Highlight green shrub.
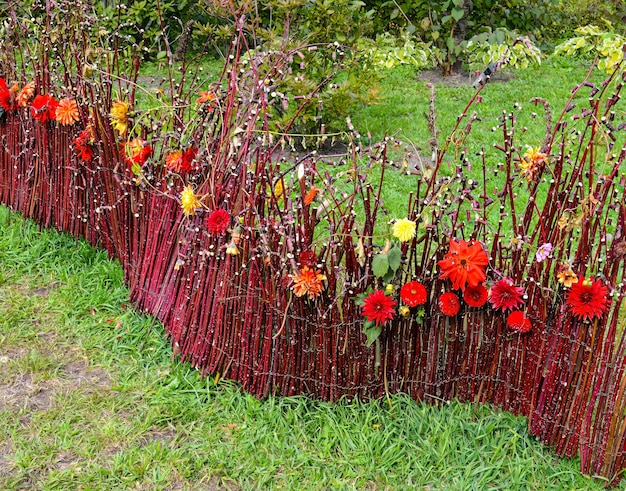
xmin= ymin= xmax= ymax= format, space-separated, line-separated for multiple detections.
xmin=553 ymin=23 xmax=625 ymax=73
xmin=464 ymin=27 xmax=542 ymax=72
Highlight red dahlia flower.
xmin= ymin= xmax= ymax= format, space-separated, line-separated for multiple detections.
xmin=438 ymin=238 xmax=489 ymax=291
xmin=206 ymin=209 xmax=230 ymax=235
xmin=72 ymin=126 xmax=95 ymax=162
xmin=31 ymin=94 xmax=58 ymax=123
xmin=463 ymin=283 xmax=488 ymax=307
xmin=362 ymin=290 xmax=397 ymax=326
xmin=123 ymin=137 xmax=152 ymax=167
xmin=565 ymin=276 xmax=609 ymax=321
xmin=438 ymin=292 xmax=461 ymax=316
xmin=400 ymin=281 xmax=427 ymax=307
xmin=166 ymin=147 xmax=197 ymax=173
xmin=489 ymin=278 xmax=524 ymax=311
xmin=507 ymin=311 xmax=532 ymax=333
xmin=0 ymin=78 xmax=18 ymax=113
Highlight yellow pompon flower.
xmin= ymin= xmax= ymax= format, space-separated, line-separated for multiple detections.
xmin=273 ymin=179 xmax=284 ymax=202
xmin=557 ymin=267 xmax=579 ymax=288
xmin=392 ymin=218 xmax=416 ymax=243
xmin=180 ymin=184 xmax=201 ymax=216
xmin=399 ymin=305 xmax=411 ymax=317
xmin=523 ymin=146 xmax=547 ymax=165
xmin=109 ymin=100 xmax=129 ymax=135
xmin=225 ymin=241 xmax=240 ymax=256
xmin=55 ymin=98 xmax=80 ymax=126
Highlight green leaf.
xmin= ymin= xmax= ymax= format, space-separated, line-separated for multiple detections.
xmin=131 ymin=163 xmax=142 ymax=176
xmin=451 ymin=7 xmax=464 ymax=21
xmin=390 ymin=8 xmax=399 ymax=20
xmin=372 ymin=254 xmax=389 ymax=278
xmin=388 ymin=246 xmax=402 ymax=272
xmin=156 ymin=50 xmax=167 ymax=60
xmin=363 ymin=322 xmax=381 ymax=347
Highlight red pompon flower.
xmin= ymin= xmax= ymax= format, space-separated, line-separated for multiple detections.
xmin=565 ymin=276 xmax=609 ymax=321
xmin=400 ymin=281 xmax=427 ymax=307
xmin=123 ymin=138 xmax=152 ymax=167
xmin=438 ymin=292 xmax=461 ymax=316
xmin=489 ymin=278 xmax=525 ymax=311
xmin=206 ymin=209 xmax=230 ymax=235
xmin=362 ymin=290 xmax=397 ymax=326
xmin=507 ymin=310 xmax=532 ymax=333
xmin=438 ymin=238 xmax=489 ymax=291
xmin=463 ymin=283 xmax=488 ymax=307
xmin=31 ymin=94 xmax=58 ymax=123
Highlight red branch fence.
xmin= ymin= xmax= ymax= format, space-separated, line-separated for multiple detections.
xmin=1 ymin=4 xmax=626 ymax=485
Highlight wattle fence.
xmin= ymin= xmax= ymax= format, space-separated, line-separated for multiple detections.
xmin=1 ymin=4 xmax=626 ymax=485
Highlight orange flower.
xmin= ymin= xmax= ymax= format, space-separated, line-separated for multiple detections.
xmin=290 ymin=266 xmax=327 ymax=299
xmin=166 ymin=147 xmax=196 ymax=173
xmin=519 ymin=147 xmax=548 ymax=183
xmin=196 ymin=90 xmax=217 ymax=106
xmin=16 ymin=81 xmax=35 ymax=107
xmin=304 ymin=186 xmax=319 ymax=205
xmin=557 ymin=266 xmax=578 ymax=288
xmin=437 ymin=238 xmax=489 ymax=291
xmin=55 ymin=97 xmax=80 ymax=126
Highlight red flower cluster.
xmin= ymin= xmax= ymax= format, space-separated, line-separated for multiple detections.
xmin=206 ymin=209 xmax=230 ymax=235
xmin=438 ymin=292 xmax=461 ymax=316
xmin=489 ymin=278 xmax=525 ymax=311
xmin=362 ymin=290 xmax=397 ymax=326
xmin=165 ymin=147 xmax=197 ymax=174
xmin=438 ymin=238 xmax=489 ymax=291
xmin=72 ymin=127 xmax=95 ymax=163
xmin=565 ymin=276 xmax=609 ymax=321
xmin=507 ymin=311 xmax=532 ymax=333
xmin=400 ymin=281 xmax=427 ymax=307
xmin=31 ymin=94 xmax=58 ymax=123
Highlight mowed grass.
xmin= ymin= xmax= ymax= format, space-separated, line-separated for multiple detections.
xmin=0 ymin=205 xmax=621 ymax=490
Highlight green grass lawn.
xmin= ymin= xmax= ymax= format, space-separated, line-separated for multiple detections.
xmin=1 ymin=205 xmax=622 ymax=490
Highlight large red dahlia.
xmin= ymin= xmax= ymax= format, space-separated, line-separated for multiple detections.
xmin=565 ymin=276 xmax=609 ymax=321
xmin=489 ymin=278 xmax=525 ymax=311
xmin=362 ymin=290 xmax=397 ymax=326
xmin=438 ymin=238 xmax=489 ymax=291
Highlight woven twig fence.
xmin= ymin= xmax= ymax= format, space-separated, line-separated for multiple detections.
xmin=1 ymin=2 xmax=626 ymax=485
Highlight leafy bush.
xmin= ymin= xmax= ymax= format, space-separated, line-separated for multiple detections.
xmin=553 ymin=24 xmax=625 ymax=72
xmin=464 ymin=27 xmax=542 ymax=72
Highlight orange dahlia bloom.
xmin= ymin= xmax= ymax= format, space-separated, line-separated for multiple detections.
xmin=290 ymin=266 xmax=327 ymax=299
xmin=55 ymin=98 xmax=80 ymax=126
xmin=16 ymin=81 xmax=35 ymax=107
xmin=438 ymin=238 xmax=489 ymax=291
